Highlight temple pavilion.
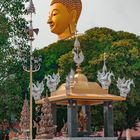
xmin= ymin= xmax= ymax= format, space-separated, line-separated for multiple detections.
xmin=36 ymin=37 xmax=126 ymax=138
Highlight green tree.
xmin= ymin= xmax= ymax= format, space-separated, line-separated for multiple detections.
xmin=0 ymin=76 xmax=23 ymax=121
xmin=0 ymin=0 xmax=28 ymax=122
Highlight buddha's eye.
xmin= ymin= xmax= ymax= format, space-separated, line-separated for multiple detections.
xmin=51 ymin=10 xmax=58 ymax=16
xmin=52 ymin=12 xmax=58 ymax=16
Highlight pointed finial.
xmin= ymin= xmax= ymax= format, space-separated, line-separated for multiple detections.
xmin=104 ymin=53 xmax=106 ymax=61
xmin=26 ymin=0 xmax=36 ymax=14
xmin=72 ymin=37 xmax=84 ymax=70
xmin=74 ymin=37 xmax=80 ymax=49
xmin=103 ymin=53 xmax=107 ymax=72
xmin=74 ymin=25 xmax=79 ymax=48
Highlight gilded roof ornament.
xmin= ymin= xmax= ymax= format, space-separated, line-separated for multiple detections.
xmin=117 ymin=77 xmax=135 ymax=97
xmin=45 ymin=73 xmax=60 ymax=93
xmin=97 ymin=53 xmax=114 ymax=89
xmin=32 ymin=81 xmax=44 ymax=101
xmin=72 ymin=37 xmax=84 ymax=70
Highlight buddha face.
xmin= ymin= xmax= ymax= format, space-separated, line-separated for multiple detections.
xmin=47 ymin=3 xmax=74 ymax=39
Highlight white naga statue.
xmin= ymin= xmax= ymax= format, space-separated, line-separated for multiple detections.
xmin=45 ymin=73 xmax=60 ymax=93
xmin=32 ymin=81 xmax=44 ymax=101
xmin=117 ymin=77 xmax=135 ymax=97
xmin=97 ymin=54 xmax=114 ymax=89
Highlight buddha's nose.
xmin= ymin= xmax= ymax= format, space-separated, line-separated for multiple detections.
xmin=47 ymin=16 xmax=52 ymax=24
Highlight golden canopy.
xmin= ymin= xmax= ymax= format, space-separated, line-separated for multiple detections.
xmin=36 ymin=71 xmax=125 ymax=105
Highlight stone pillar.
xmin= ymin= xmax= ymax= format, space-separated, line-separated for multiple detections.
xmin=85 ymin=105 xmax=91 ymax=133
xmin=67 ymin=100 xmax=78 ymax=137
xmin=104 ymin=101 xmax=114 ymax=137
xmin=51 ymin=103 xmax=57 ymax=125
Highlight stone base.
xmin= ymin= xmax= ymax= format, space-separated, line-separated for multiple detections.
xmin=52 ymin=137 xmax=118 ymax=140
xmin=77 ymin=131 xmax=91 ymax=137
xmin=18 ymin=138 xmax=29 ymax=140
xmin=36 ymin=134 xmax=53 ymax=139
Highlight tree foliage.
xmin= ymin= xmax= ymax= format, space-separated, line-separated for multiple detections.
xmin=0 ymin=77 xmax=23 ymax=121
xmin=0 ymin=0 xmax=28 ymax=122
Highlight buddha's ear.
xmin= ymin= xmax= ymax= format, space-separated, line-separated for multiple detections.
xmin=71 ymin=10 xmax=77 ymax=23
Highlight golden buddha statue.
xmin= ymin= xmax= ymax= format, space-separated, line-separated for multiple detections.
xmin=47 ymin=0 xmax=82 ymax=40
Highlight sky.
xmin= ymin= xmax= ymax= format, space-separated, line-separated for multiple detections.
xmin=29 ymin=0 xmax=140 ymax=49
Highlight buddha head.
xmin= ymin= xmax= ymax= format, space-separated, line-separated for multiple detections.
xmin=47 ymin=0 xmax=82 ymax=40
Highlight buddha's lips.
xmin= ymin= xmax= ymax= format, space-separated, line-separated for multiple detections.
xmin=49 ymin=24 xmax=54 ymax=29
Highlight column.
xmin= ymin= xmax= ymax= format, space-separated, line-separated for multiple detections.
xmin=67 ymin=99 xmax=78 ymax=137
xmin=104 ymin=101 xmax=114 ymax=137
xmin=51 ymin=103 xmax=57 ymax=125
xmin=85 ymin=105 xmax=91 ymax=133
